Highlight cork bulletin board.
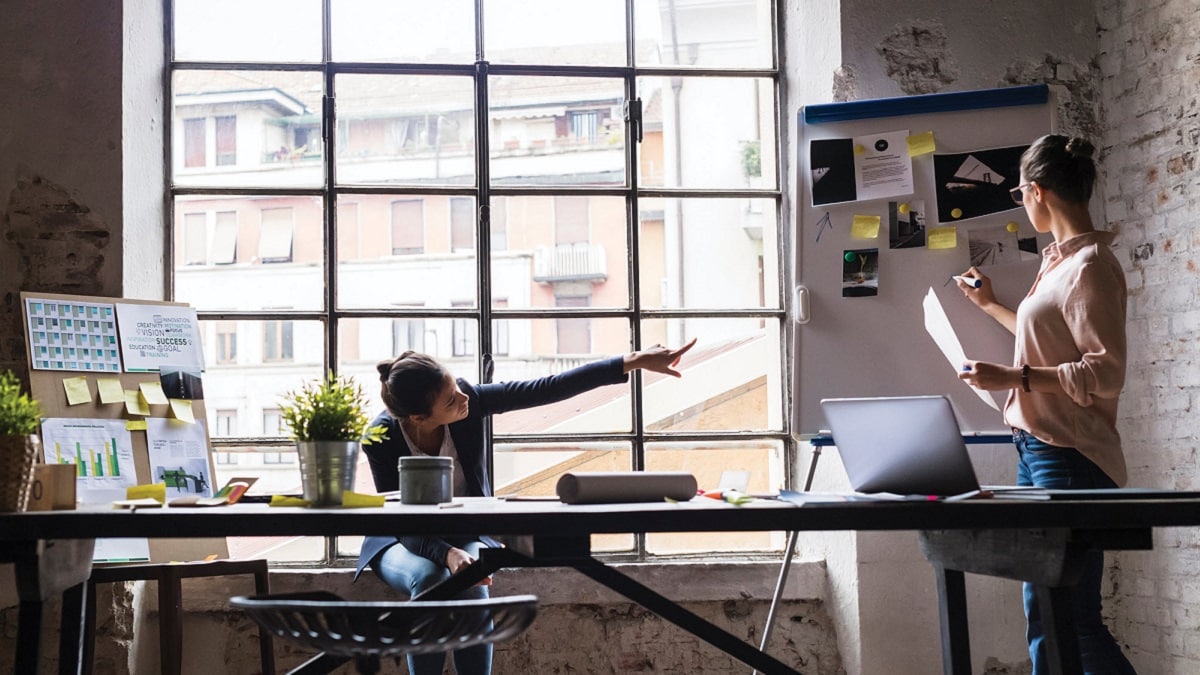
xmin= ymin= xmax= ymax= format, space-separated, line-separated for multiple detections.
xmin=21 ymin=291 xmax=228 ymax=563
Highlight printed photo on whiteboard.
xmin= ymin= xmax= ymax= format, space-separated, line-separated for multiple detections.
xmin=159 ymin=366 xmax=204 ymax=400
xmin=854 ymin=131 xmax=914 ymax=202
xmin=967 ymin=225 xmax=1043 ymax=267
xmin=842 ymin=248 xmax=879 ymax=298
xmin=889 ymin=199 xmax=926 ymax=249
xmin=810 ymin=138 xmax=857 ymax=205
xmin=115 ymin=303 xmax=206 ymax=372
xmin=933 ymin=144 xmax=1029 ymax=222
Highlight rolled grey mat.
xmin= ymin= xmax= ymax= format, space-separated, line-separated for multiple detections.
xmin=555 ymin=471 xmax=698 ymax=504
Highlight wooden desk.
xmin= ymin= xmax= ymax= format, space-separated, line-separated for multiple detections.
xmin=4 ymin=497 xmax=1199 ymax=675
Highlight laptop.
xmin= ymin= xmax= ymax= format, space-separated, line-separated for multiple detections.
xmin=820 ymin=395 xmax=980 ymax=497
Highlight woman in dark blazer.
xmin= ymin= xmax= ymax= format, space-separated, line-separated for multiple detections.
xmin=356 ymin=340 xmax=694 ymax=675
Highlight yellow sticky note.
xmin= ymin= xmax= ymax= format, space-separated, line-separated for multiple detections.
xmin=850 ymin=215 xmax=881 ymax=239
xmin=927 ymin=226 xmax=958 ymax=250
xmin=269 ymin=495 xmax=312 ymax=507
xmin=907 ymin=131 xmax=936 ymax=156
xmin=125 ymin=419 xmax=148 ymax=431
xmin=97 ymin=377 xmax=124 ymax=404
xmin=139 ymin=381 xmax=169 ymax=406
xmin=124 ymin=389 xmax=151 ymax=416
xmin=126 ymin=483 xmax=167 ymax=503
xmin=342 ymin=491 xmax=386 ymax=508
xmin=169 ymin=398 xmax=196 ymax=424
xmin=63 ymin=376 xmax=92 ymax=406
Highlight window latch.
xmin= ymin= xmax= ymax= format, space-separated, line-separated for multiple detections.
xmin=624 ymin=98 xmax=643 ymax=144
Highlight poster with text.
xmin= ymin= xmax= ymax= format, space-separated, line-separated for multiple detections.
xmin=115 ymin=303 xmax=205 ymax=372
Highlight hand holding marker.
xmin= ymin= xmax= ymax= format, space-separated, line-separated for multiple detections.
xmin=953 ymin=275 xmax=982 ymax=289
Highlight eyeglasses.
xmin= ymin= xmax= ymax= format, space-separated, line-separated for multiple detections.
xmin=1009 ymin=182 xmax=1032 ymax=204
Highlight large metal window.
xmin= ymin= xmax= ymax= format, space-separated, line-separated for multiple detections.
xmin=168 ymin=0 xmax=790 ymax=564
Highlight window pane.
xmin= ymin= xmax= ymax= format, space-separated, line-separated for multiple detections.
xmin=174 ymin=0 xmax=322 ymax=63
xmin=633 ymin=0 xmax=774 ymax=69
xmin=451 ymin=197 xmax=475 ymax=252
xmin=212 ymin=211 xmax=239 ymax=264
xmin=183 ymin=212 xmax=207 ymax=265
xmin=638 ymin=76 xmax=777 ymax=190
xmin=489 ymin=76 xmax=625 ymax=187
xmin=640 ymin=317 xmax=782 ymax=432
xmin=172 ymin=70 xmax=324 ymax=188
xmin=174 ymin=196 xmax=324 ymax=312
xmin=645 ymin=440 xmax=786 ymax=554
xmin=490 ymin=317 xmax=631 ymax=434
xmin=338 ymin=317 xmax=479 ymax=389
xmin=336 ymin=195 xmax=478 ymax=310
xmin=494 ymin=195 xmax=628 ymax=309
xmin=334 ymin=74 xmax=476 ymax=187
xmin=331 ymin=0 xmax=475 ymax=63
xmin=483 ymin=0 xmax=626 ymax=66
xmin=640 ymin=197 xmax=779 ymax=309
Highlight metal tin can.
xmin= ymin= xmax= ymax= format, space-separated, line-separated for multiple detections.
xmin=399 ymin=455 xmax=453 ymax=504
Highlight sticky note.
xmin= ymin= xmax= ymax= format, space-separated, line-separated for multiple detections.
xmin=63 ymin=376 xmax=92 ymax=406
xmin=139 ymin=381 xmax=169 ymax=406
xmin=270 ymin=495 xmax=312 ymax=507
xmin=342 ymin=491 xmax=386 ymax=508
xmin=124 ymin=389 xmax=151 ymax=416
xmin=927 ymin=226 xmax=958 ymax=250
xmin=907 ymin=131 xmax=936 ymax=156
xmin=851 ymin=215 xmax=881 ymax=239
xmin=126 ymin=482 xmax=167 ymax=503
xmin=125 ymin=419 xmax=148 ymax=431
xmin=97 ymin=377 xmax=124 ymax=404
xmin=169 ymin=398 xmax=196 ymax=424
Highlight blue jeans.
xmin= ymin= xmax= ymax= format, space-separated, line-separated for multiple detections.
xmin=1014 ymin=430 xmax=1137 ymax=675
xmin=373 ymin=538 xmax=492 ymax=675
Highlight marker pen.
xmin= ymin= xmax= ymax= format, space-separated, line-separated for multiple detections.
xmin=952 ymin=275 xmax=982 ymax=289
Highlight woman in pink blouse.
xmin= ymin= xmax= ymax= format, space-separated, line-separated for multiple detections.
xmin=956 ymin=135 xmax=1136 ymax=674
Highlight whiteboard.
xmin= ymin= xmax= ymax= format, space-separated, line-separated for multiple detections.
xmin=792 ymin=85 xmax=1054 ymax=435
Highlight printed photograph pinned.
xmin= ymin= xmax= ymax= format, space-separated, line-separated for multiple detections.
xmin=889 ymin=199 xmax=926 ymax=249
xmin=933 ymin=144 xmax=1028 ymax=222
xmin=810 ymin=138 xmax=857 ymax=205
xmin=967 ymin=224 xmax=1042 ymax=267
xmin=842 ymin=249 xmax=879 ymax=298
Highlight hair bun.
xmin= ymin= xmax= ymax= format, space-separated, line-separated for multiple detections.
xmin=1064 ymin=137 xmax=1095 ymax=159
xmin=376 ymin=360 xmax=392 ymax=382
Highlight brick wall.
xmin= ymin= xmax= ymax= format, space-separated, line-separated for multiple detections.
xmin=1097 ymin=0 xmax=1200 ymax=672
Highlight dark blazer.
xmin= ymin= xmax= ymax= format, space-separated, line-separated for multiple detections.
xmin=355 ymin=356 xmax=628 ymax=579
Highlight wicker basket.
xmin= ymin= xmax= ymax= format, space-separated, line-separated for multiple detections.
xmin=0 ymin=434 xmax=40 ymax=512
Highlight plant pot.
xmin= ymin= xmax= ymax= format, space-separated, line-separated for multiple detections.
xmin=0 ymin=434 xmax=41 ymax=513
xmin=296 ymin=441 xmax=360 ymax=507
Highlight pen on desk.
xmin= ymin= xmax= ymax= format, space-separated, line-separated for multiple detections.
xmin=438 ymin=501 xmax=463 ymax=509
xmin=952 ymin=275 xmax=982 ymax=288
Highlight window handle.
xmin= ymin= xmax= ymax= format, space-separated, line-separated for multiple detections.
xmin=624 ymin=98 xmax=643 ymax=144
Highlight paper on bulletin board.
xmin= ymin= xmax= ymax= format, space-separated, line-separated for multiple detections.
xmin=145 ymin=418 xmax=214 ymax=499
xmin=115 ymin=303 xmax=206 ymax=372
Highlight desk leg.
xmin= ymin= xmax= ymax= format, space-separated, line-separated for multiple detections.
xmin=932 ymin=565 xmax=971 ymax=675
xmin=58 ymin=581 xmax=87 ymax=675
xmin=14 ymin=593 xmax=44 ymax=674
xmin=1035 ymin=584 xmax=1083 ymax=675
xmin=571 ymin=558 xmax=801 ymax=675
xmin=11 ymin=539 xmax=95 ymax=675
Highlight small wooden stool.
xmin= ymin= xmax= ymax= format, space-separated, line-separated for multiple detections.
xmin=82 ymin=559 xmax=274 ymax=675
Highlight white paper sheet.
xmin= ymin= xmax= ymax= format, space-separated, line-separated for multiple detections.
xmin=922 ymin=288 xmax=1001 ymax=411
xmin=145 ymin=418 xmax=214 ymax=498
xmin=855 ymin=130 xmax=915 ymax=202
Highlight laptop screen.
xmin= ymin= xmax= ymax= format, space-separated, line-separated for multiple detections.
xmin=820 ymin=395 xmax=981 ymax=496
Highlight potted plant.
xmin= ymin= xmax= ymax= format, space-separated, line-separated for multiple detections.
xmin=0 ymin=369 xmax=43 ymax=512
xmin=280 ymin=372 xmax=386 ymax=506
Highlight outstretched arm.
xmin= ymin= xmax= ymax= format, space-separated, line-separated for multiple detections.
xmin=623 ymin=338 xmax=697 ymax=378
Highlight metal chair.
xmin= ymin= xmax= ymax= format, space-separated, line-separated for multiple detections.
xmin=230 ymin=591 xmax=538 ymax=675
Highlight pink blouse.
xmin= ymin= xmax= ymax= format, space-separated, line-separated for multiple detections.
xmin=1004 ymin=230 xmax=1128 ymax=485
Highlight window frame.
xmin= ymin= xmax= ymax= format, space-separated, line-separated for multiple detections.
xmin=165 ymin=0 xmax=793 ymax=565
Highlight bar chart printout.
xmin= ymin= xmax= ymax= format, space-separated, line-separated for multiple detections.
xmin=40 ymin=418 xmax=138 ymax=503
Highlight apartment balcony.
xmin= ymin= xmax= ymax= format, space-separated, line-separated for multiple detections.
xmin=532 ymin=243 xmax=607 ymax=283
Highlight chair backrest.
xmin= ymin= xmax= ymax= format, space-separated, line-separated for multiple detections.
xmin=229 ymin=591 xmax=538 ymax=659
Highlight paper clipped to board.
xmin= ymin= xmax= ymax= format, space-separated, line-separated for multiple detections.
xmin=922 ymin=288 xmax=1000 ymax=411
